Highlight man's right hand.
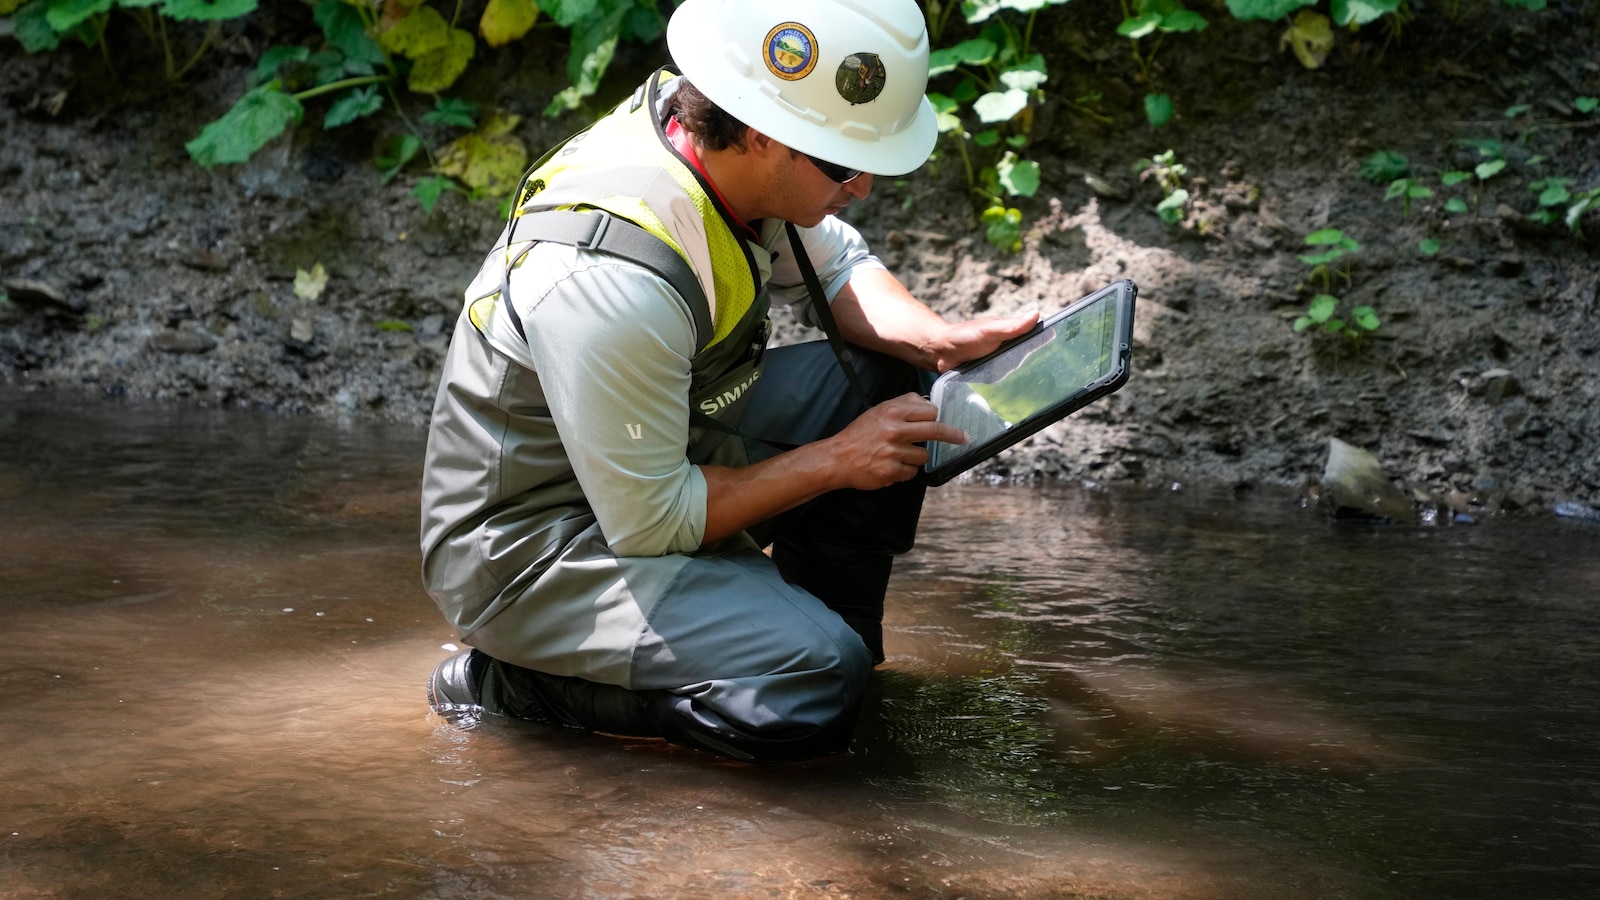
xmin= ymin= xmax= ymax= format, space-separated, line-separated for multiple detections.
xmin=698 ymin=393 xmax=965 ymax=546
xmin=824 ymin=393 xmax=966 ymax=491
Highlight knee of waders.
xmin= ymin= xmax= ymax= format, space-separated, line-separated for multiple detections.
xmin=656 ymin=642 xmax=871 ymax=762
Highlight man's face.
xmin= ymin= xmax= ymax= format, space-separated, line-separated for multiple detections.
xmin=776 ymin=149 xmax=875 ymax=227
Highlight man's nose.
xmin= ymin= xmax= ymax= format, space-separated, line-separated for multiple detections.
xmin=844 ymin=173 xmax=874 ymax=199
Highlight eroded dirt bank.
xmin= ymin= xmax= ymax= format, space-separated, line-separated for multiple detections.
xmin=2 ymin=3 xmax=1597 ymax=516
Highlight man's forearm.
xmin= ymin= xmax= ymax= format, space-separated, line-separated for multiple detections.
xmin=827 ymin=268 xmax=950 ymax=371
xmin=698 ymin=442 xmax=846 ymax=545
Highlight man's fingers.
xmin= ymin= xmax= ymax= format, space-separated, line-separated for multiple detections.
xmin=900 ymin=418 xmax=965 ymax=446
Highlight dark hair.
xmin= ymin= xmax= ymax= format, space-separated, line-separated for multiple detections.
xmin=671 ymin=79 xmax=751 ymax=152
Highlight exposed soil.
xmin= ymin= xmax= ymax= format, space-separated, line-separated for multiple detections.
xmin=3 ymin=3 xmax=1598 ymax=516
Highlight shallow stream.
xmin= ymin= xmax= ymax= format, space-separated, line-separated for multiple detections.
xmin=2 ymin=387 xmax=1596 ymax=899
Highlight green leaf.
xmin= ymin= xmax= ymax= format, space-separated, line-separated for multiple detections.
xmin=972 ymin=129 xmax=1000 ymax=147
xmin=998 ymin=55 xmax=1047 ymax=92
xmin=1155 ymin=188 xmax=1187 ymax=224
xmin=543 ymin=85 xmax=583 ymax=117
xmin=1457 ymin=137 xmax=1504 ymax=158
xmin=1144 ymin=92 xmax=1173 ymax=128
xmin=479 ymin=0 xmax=539 ymax=47
xmin=376 ymin=134 xmax=422 ymax=185
xmin=324 ymin=85 xmax=383 ymax=129
xmin=1535 ymin=181 xmax=1571 ymax=207
xmin=1331 ymin=0 xmax=1399 ymax=26
xmin=412 ymin=174 xmax=458 ymax=215
xmin=1351 ymin=306 xmax=1380 ymax=331
xmin=981 ymin=205 xmax=1023 ymax=253
xmin=1576 ymin=97 xmax=1599 ymax=114
xmin=1566 ymin=192 xmax=1600 ymax=231
xmin=928 ymin=93 xmax=963 ymax=133
xmin=408 ymin=27 xmax=476 ymax=94
xmin=996 ymin=153 xmax=1040 ymax=198
xmin=538 ymin=0 xmax=599 ymax=29
xmin=15 ymin=1 xmax=65 ymax=53
xmin=293 ymin=263 xmax=328 ymax=300
xmin=1419 ymin=238 xmax=1440 ymax=256
xmin=1304 ymin=227 xmax=1346 ymax=245
xmin=380 ymin=4 xmax=451 ymax=58
xmin=313 ymin=0 xmax=384 ymax=65
xmin=1359 ymin=150 xmax=1409 ymax=183
xmin=1475 ymin=158 xmax=1507 ymax=180
xmin=423 ymin=97 xmax=477 ymax=129
xmin=186 ymin=83 xmax=303 ymax=167
xmin=973 ymin=89 xmax=1028 ymax=124
xmin=249 ymin=44 xmax=311 ymax=88
xmin=621 ymin=4 xmax=666 ymax=43
xmin=1445 ymin=197 xmax=1469 ymax=214
xmin=1225 ymin=0 xmax=1317 ymax=22
xmin=45 ymin=0 xmax=111 ymax=33
xmin=1406 ymin=183 xmax=1433 ymax=200
xmin=1503 ymin=103 xmax=1532 ymax=118
xmin=1307 ymin=294 xmax=1338 ymax=322
xmin=1118 ymin=13 xmax=1161 ymax=39
xmin=1292 ymin=316 xmax=1313 ymax=332
xmin=1440 ymin=170 xmax=1473 ymax=186
xmin=1299 ymin=249 xmax=1344 ymax=266
xmin=1384 ymin=179 xmax=1410 ymax=200
xmin=1162 ymin=10 xmax=1209 ymax=32
xmin=929 ymin=38 xmax=997 ymax=76
xmin=375 ymin=319 xmax=415 ymax=332
xmin=566 ymin=6 xmax=625 ymax=95
xmin=161 ymin=0 xmax=256 ymax=22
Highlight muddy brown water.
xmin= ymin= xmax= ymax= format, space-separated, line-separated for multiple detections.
xmin=2 ymin=387 xmax=1597 ymax=899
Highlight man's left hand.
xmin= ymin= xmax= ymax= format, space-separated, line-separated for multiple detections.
xmin=923 ymin=312 xmax=1039 ymax=373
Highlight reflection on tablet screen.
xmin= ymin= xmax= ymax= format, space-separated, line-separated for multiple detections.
xmin=931 ymin=290 xmax=1121 ymax=470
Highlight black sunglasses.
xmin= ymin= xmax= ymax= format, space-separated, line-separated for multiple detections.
xmin=802 ymin=152 xmax=865 ymax=184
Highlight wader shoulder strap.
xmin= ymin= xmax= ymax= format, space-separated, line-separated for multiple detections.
xmin=784 ymin=222 xmax=873 ymax=409
xmin=494 ymin=209 xmax=714 ymax=355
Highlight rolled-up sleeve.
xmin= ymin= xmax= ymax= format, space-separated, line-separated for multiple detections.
xmin=514 ymin=247 xmax=707 ymax=557
xmin=764 ymin=215 xmax=886 ymax=327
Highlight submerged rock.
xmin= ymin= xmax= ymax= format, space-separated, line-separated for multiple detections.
xmin=1553 ymin=501 xmax=1600 ymax=523
xmin=1320 ymin=437 xmax=1414 ymax=521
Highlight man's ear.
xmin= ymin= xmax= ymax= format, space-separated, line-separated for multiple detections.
xmin=743 ymin=129 xmax=782 ymax=161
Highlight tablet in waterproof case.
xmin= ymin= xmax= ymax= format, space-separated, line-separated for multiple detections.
xmin=924 ymin=279 xmax=1137 ymax=485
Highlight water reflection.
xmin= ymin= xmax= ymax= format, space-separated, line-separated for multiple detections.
xmin=2 ymin=387 xmax=1596 ymax=899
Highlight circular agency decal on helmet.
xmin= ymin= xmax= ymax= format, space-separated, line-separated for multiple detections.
xmin=835 ymin=52 xmax=887 ymax=105
xmin=763 ymin=23 xmax=818 ymax=81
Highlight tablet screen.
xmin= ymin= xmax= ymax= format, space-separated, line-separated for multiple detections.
xmin=927 ymin=281 xmax=1132 ymax=480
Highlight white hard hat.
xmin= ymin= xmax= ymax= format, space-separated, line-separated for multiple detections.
xmin=666 ymin=0 xmax=939 ymax=177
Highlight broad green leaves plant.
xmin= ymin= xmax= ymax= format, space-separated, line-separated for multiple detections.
xmin=926 ymin=0 xmax=1064 ymax=251
xmin=9 ymin=0 xmax=259 ymax=77
xmin=1384 ymin=177 xmax=1433 ymax=218
xmin=538 ymin=0 xmax=668 ymax=118
xmin=1135 ymin=149 xmax=1190 ymax=225
xmin=1117 ymin=0 xmax=1207 ymax=125
xmin=1292 ymin=227 xmax=1376 ymax=344
xmin=185 ymin=81 xmax=303 ymax=166
xmin=1294 ymin=292 xmax=1380 ymax=343
xmin=1359 ymin=150 xmax=1409 ymax=184
xmin=1299 ymin=227 xmax=1358 ymax=292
